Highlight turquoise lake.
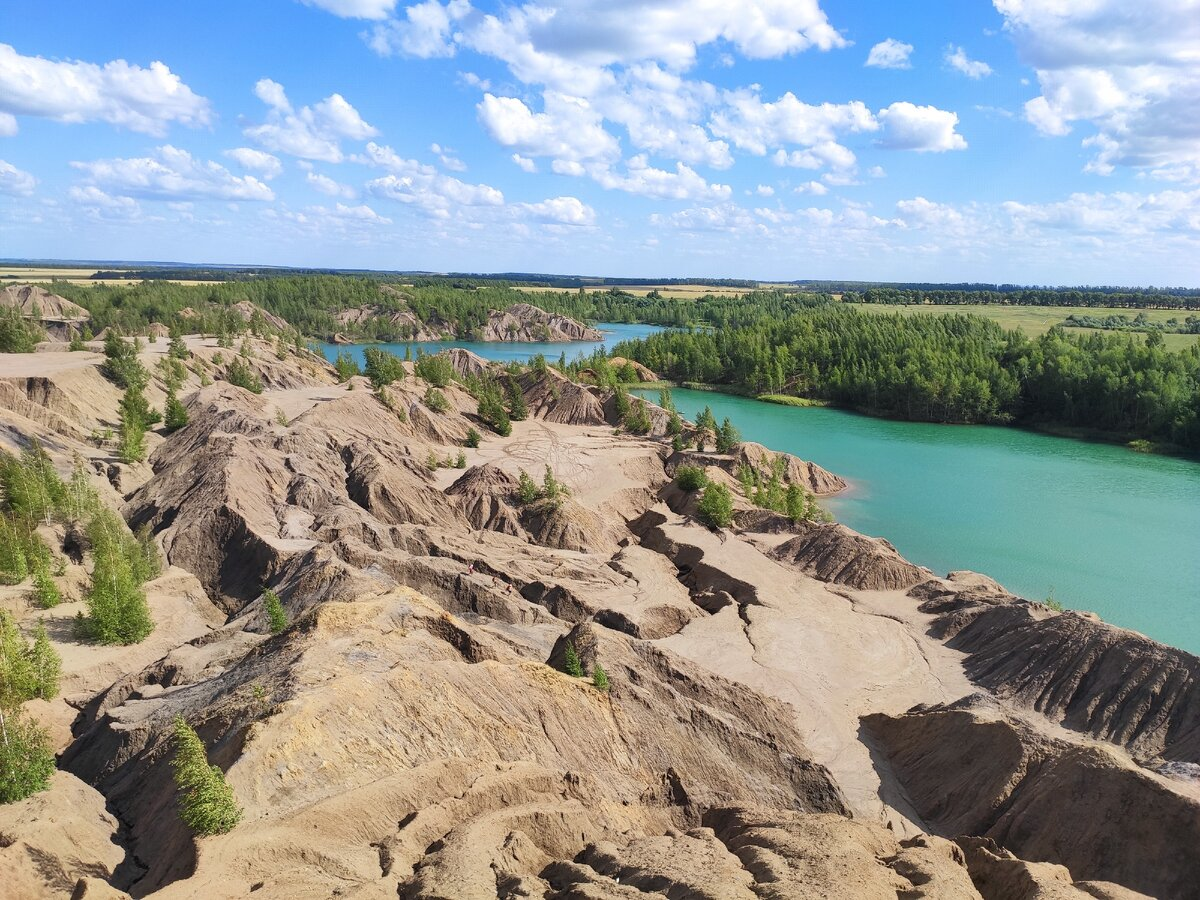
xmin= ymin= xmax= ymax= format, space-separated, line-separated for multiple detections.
xmin=319 ymin=331 xmax=1200 ymax=654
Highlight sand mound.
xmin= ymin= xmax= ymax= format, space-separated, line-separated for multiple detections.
xmin=0 ymin=284 xmax=90 ymax=320
xmin=671 ymin=443 xmax=846 ymax=496
xmin=518 ymin=368 xmax=608 ymax=425
xmin=770 ymin=522 xmax=930 ymax=589
xmin=863 ymin=695 xmax=1200 ymax=899
xmin=917 ymin=579 xmax=1200 ymax=766
xmin=481 ymin=302 xmax=602 ymax=342
xmin=609 ymin=355 xmax=659 ymax=382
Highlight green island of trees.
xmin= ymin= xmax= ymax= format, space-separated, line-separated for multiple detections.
xmin=613 ymin=306 xmax=1200 ymax=453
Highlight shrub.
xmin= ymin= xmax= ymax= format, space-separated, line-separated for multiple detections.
xmin=670 ymin=434 xmax=685 ymax=453
xmin=715 ymin=417 xmax=741 ymax=453
xmin=516 ymin=469 xmax=541 ymax=504
xmin=102 ymin=332 xmax=147 ymax=389
xmin=171 ymin=716 xmax=243 ymax=835
xmin=542 ymin=466 xmax=567 ymax=507
xmin=168 ymin=332 xmax=190 ymax=360
xmin=164 ymin=389 xmax=189 ymax=431
xmin=363 ymin=347 xmax=404 ymax=388
xmin=424 ymin=387 xmax=450 ymax=413
xmin=68 ymin=334 xmax=86 ymax=352
xmin=674 ymin=465 xmax=708 ymax=492
xmin=414 ymin=352 xmax=454 ymax=388
xmin=264 ymin=589 xmax=287 ymax=635
xmin=333 ymin=351 xmax=360 ymax=383
xmin=0 ymin=711 xmax=55 ymax=803
xmin=30 ymin=568 xmax=60 ymax=608
xmin=697 ymin=482 xmax=734 ymax=529
xmin=613 ymin=386 xmax=630 ymax=423
xmin=1 ymin=610 xmax=61 ymax=704
xmin=625 ymin=400 xmax=651 ymax=434
xmin=225 ymin=358 xmax=263 ymax=394
xmin=562 ymin=641 xmax=584 ymax=678
xmin=592 ymin=662 xmax=609 ymax=692
xmin=75 ymin=510 xmax=154 ymax=645
xmin=454 ymin=451 xmax=467 ymax=469
xmin=0 ymin=308 xmax=41 ymax=353
xmin=505 ymin=379 xmax=528 ymax=421
xmin=464 ymin=427 xmax=481 ymax=448
xmin=477 ymin=378 xmax=512 ymax=436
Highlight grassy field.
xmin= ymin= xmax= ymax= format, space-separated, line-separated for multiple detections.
xmin=850 ymin=302 xmax=1200 ymax=350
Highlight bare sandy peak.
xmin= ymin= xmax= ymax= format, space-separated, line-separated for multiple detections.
xmin=0 ymin=283 xmax=90 ymax=321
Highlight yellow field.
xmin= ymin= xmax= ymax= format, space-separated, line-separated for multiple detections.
xmin=0 ymin=267 xmax=225 ymax=287
xmin=521 ymin=283 xmax=758 ymax=299
xmin=851 ymin=302 xmax=1199 ymax=349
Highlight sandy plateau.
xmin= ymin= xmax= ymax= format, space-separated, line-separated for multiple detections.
xmin=0 ymin=331 xmax=1197 ymax=899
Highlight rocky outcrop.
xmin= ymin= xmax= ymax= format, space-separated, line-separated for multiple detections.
xmin=446 ymin=347 xmax=492 ymax=379
xmin=609 ymin=355 xmax=660 ymax=382
xmin=518 ymin=367 xmax=608 ymax=425
xmin=542 ymin=806 xmax=984 ymax=899
xmin=863 ymin=695 xmax=1200 ymax=900
xmin=480 ymin=302 xmax=603 ymax=342
xmin=230 ymin=299 xmax=291 ymax=332
xmin=0 ymin=284 xmax=90 ymax=321
xmin=914 ymin=576 xmax=1200 ymax=767
xmin=333 ymin=298 xmax=601 ymax=343
xmin=671 ymin=442 xmax=847 ymax=496
xmin=770 ymin=522 xmax=930 ymax=590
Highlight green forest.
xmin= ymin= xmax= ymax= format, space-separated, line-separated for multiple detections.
xmin=612 ymin=306 xmax=1200 ymax=453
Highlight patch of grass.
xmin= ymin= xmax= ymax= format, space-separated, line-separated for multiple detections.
xmin=756 ymin=394 xmax=828 ymax=408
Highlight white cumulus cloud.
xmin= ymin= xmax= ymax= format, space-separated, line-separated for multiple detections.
xmin=944 ymin=45 xmax=993 ymax=79
xmin=307 ymin=171 xmax=357 ymax=198
xmin=995 ymin=0 xmax=1200 ymax=182
xmin=0 ymin=159 xmax=36 ymax=195
xmin=299 ymin=0 xmax=397 ymax=19
xmin=477 ymin=92 xmax=619 ymax=162
xmin=244 ymin=79 xmax=377 ymax=162
xmin=877 ymin=102 xmax=967 ymax=152
xmin=516 ymin=196 xmax=596 ymax=226
xmin=71 ymin=145 xmax=275 ymax=201
xmin=866 ymin=39 xmax=913 ymax=70
xmin=0 ymin=43 xmax=211 ymax=136
xmin=224 ymin=148 xmax=283 ymax=180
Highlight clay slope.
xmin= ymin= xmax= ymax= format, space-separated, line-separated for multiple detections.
xmin=1 ymin=283 xmax=90 ymax=320
xmin=60 ymin=593 xmax=846 ymax=898
xmin=518 ymin=367 xmax=608 ymax=425
xmin=481 ymin=302 xmax=603 ymax=342
xmin=863 ymin=694 xmax=1200 ymax=900
xmin=770 ymin=522 xmax=931 ymax=590
xmin=914 ymin=576 xmax=1200 ymax=768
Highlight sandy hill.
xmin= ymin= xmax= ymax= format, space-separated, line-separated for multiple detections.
xmin=1 ymin=284 xmax=90 ymax=320
xmin=0 ymin=341 xmax=1193 ymax=899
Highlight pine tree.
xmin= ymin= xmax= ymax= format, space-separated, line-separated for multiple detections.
xmin=24 ymin=623 xmax=60 ymax=701
xmin=715 ymin=417 xmax=742 ymax=453
xmin=76 ymin=510 xmax=154 ymax=645
xmin=506 ymin=379 xmax=529 ymax=421
xmin=164 ymin=389 xmax=189 ymax=431
xmin=516 ymin=469 xmax=541 ymax=504
xmin=0 ymin=710 xmax=55 ymax=803
xmin=264 ymin=589 xmax=288 ymax=635
xmin=171 ymin=716 xmax=243 ymax=835
xmin=697 ymin=482 xmax=734 ymax=529
xmin=592 ymin=662 xmax=609 ymax=692
xmin=562 ymin=641 xmax=584 ymax=678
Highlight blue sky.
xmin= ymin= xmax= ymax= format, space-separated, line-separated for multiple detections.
xmin=1 ymin=0 xmax=1197 ymax=285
